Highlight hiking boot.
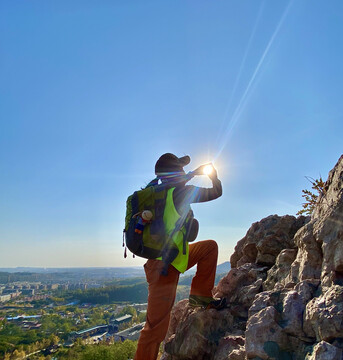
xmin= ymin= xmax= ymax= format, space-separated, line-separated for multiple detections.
xmin=189 ymin=295 xmax=227 ymax=310
xmin=206 ymin=297 xmax=227 ymax=310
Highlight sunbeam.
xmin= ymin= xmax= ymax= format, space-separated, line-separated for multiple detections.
xmin=216 ymin=1 xmax=265 ymax=142
xmin=215 ymin=0 xmax=294 ymax=161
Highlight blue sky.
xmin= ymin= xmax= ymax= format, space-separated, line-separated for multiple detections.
xmin=1 ymin=1 xmax=342 ymax=268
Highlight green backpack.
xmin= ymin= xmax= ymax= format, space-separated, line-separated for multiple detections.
xmin=123 ymin=182 xmax=198 ymax=273
xmin=123 ymin=183 xmax=169 ymax=260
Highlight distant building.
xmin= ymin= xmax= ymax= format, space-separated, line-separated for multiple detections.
xmin=0 ymin=294 xmax=11 ymax=303
xmin=22 ymin=289 xmax=35 ymax=296
xmin=114 ymin=322 xmax=145 ymax=342
xmin=112 ymin=314 xmax=132 ymax=326
xmin=21 ymin=321 xmax=42 ymax=330
xmin=50 ymin=284 xmax=59 ymax=290
xmin=3 ymin=289 xmax=20 ymax=296
xmin=10 ymin=291 xmax=21 ymax=299
xmin=7 ymin=315 xmax=42 ymax=321
xmin=132 ymin=303 xmax=148 ymax=311
xmin=72 ymin=325 xmax=110 ymax=339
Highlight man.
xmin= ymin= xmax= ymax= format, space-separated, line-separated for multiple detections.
xmin=134 ymin=153 xmax=223 ymax=360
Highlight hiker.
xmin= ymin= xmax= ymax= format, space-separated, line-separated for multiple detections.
xmin=134 ymin=153 xmax=223 ymax=360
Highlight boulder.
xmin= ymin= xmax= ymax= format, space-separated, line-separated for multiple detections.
xmin=164 ymin=306 xmax=234 ymax=360
xmin=245 ymin=306 xmax=290 ymax=359
xmin=213 ymin=335 xmax=245 ymax=360
xmin=305 ymin=341 xmax=343 ymax=360
xmin=230 ymin=215 xmax=307 ymax=268
xmin=264 ymin=248 xmax=298 ymax=290
xmin=286 ymin=222 xmax=323 ymax=284
xmin=303 ymin=285 xmax=343 ymax=341
xmin=214 ymin=263 xmax=267 ymax=309
xmin=248 ymin=290 xmax=281 ymax=318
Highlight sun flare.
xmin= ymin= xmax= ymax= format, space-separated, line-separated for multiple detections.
xmin=203 ymin=164 xmax=213 ymax=175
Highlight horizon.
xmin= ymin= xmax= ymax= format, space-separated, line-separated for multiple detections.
xmin=0 ymin=261 xmax=230 ymax=271
xmin=1 ymin=1 xmax=343 ymax=267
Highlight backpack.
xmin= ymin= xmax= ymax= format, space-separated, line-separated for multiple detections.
xmin=123 ymin=182 xmax=198 ymax=273
xmin=123 ymin=183 xmax=169 ymax=260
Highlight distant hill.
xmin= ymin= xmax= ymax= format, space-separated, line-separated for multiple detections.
xmin=216 ymin=261 xmax=231 ymax=274
xmin=181 ymin=261 xmax=231 ymax=276
xmin=178 ymin=262 xmax=231 ymax=286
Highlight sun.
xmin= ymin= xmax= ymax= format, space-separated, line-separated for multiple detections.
xmin=203 ymin=164 xmax=213 ymax=175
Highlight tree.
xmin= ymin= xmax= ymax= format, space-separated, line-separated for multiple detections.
xmin=117 ymin=306 xmax=137 ymax=318
xmin=10 ymin=349 xmax=25 ymax=359
xmin=49 ymin=334 xmax=60 ymax=346
xmin=297 ymin=176 xmax=325 ymax=216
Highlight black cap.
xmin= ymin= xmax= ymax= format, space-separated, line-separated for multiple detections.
xmin=155 ymin=153 xmax=191 ymax=175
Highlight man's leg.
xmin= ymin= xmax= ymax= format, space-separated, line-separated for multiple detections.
xmin=134 ymin=259 xmax=180 ymax=360
xmin=187 ymin=240 xmax=218 ymax=297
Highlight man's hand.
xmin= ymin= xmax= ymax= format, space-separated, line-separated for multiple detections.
xmin=191 ymin=164 xmax=218 ymax=180
xmin=208 ymin=166 xmax=218 ymax=181
xmin=192 ymin=164 xmax=208 ymax=176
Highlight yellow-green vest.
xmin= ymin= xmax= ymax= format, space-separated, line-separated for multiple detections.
xmin=161 ymin=187 xmax=189 ymax=273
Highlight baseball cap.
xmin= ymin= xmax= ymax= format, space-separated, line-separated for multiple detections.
xmin=155 ymin=153 xmax=191 ymax=175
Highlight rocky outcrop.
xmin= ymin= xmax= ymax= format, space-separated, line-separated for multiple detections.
xmin=161 ymin=155 xmax=343 ymax=360
xmin=230 ymin=214 xmax=307 ymax=268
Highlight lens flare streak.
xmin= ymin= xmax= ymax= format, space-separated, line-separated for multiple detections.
xmin=215 ymin=0 xmax=294 ymax=160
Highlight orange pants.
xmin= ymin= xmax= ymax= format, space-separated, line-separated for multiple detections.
xmin=134 ymin=240 xmax=218 ymax=360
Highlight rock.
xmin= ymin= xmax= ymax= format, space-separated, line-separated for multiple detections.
xmin=213 ymin=335 xmax=245 ymax=360
xmin=245 ymin=306 xmax=290 ymax=359
xmin=214 ymin=263 xmax=267 ymax=309
xmin=294 ymin=280 xmax=321 ymax=304
xmin=287 ymin=222 xmax=323 ymax=284
xmin=264 ymin=248 xmax=298 ymax=290
xmin=248 ymin=290 xmax=281 ymax=318
xmin=287 ymin=156 xmax=343 ymax=290
xmin=159 ymin=352 xmax=171 ymax=360
xmin=312 ymin=156 xmax=343 ymax=287
xmin=230 ymin=215 xmax=307 ymax=268
xmin=247 ymin=283 xmax=319 ymax=357
xmin=305 ymin=341 xmax=343 ymax=360
xmin=229 ymin=238 xmax=256 ymax=269
xmin=281 ymin=290 xmax=305 ymax=337
xmin=313 ymin=155 xmax=343 ymax=289
xmin=303 ymin=285 xmax=343 ymax=341
xmin=312 ymin=155 xmax=343 ymax=220
xmin=164 ymin=299 xmax=190 ymax=344
xmin=164 ymin=304 xmax=234 ymax=360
